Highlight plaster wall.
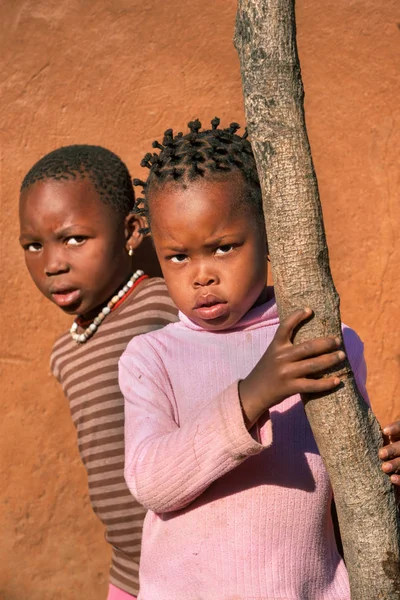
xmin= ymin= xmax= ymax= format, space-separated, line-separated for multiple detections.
xmin=1 ymin=1 xmax=399 ymax=597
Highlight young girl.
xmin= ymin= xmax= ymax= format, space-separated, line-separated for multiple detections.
xmin=19 ymin=145 xmax=178 ymax=599
xmin=119 ymin=120 xmax=398 ymax=599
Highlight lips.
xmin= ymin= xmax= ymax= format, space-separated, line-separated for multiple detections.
xmin=193 ymin=294 xmax=229 ymax=320
xmin=50 ymin=286 xmax=81 ymax=308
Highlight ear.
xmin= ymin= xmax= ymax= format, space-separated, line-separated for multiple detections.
xmin=124 ymin=213 xmax=147 ymax=252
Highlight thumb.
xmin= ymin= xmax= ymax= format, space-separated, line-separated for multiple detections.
xmin=274 ymin=307 xmax=313 ymax=344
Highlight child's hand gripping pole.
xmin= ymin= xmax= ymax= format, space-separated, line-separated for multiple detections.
xmin=379 ymin=421 xmax=400 ymax=492
xmin=239 ymin=308 xmax=346 ymax=430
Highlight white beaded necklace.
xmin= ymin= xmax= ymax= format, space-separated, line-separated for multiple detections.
xmin=70 ymin=270 xmax=144 ymax=344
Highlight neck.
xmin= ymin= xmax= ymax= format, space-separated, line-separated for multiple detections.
xmin=79 ymin=269 xmax=137 ymax=322
xmin=251 ymin=285 xmax=270 ymax=310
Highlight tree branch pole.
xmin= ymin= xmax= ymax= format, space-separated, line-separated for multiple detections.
xmin=234 ymin=1 xmax=400 ymax=597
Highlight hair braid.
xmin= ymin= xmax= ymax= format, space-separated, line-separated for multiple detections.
xmin=134 ymin=118 xmax=263 ymax=231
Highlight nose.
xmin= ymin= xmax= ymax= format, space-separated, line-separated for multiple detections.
xmin=44 ymin=247 xmax=69 ymax=276
xmin=193 ymin=263 xmax=219 ymax=288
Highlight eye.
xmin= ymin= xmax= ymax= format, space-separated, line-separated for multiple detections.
xmin=169 ymin=254 xmax=188 ymax=264
xmin=66 ymin=236 xmax=87 ymax=247
xmin=215 ymin=244 xmax=235 ymax=255
xmin=24 ymin=242 xmax=42 ymax=253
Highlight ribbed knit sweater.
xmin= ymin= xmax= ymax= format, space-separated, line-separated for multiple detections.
xmin=119 ymin=294 xmax=369 ymax=600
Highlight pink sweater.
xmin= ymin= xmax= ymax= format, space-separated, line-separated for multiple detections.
xmin=119 ymin=295 xmax=369 ymax=600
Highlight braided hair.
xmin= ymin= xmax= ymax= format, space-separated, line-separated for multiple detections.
xmin=134 ymin=118 xmax=263 ymax=233
xmin=21 ymin=145 xmax=135 ymax=216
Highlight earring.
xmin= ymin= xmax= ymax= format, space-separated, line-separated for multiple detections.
xmin=128 ymin=247 xmax=134 ymax=257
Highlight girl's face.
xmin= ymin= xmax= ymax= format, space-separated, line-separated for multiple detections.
xmin=19 ymin=177 xmax=143 ymax=319
xmin=149 ymin=177 xmax=268 ymax=331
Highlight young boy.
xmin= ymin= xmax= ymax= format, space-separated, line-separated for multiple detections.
xmin=18 ymin=145 xmax=178 ymax=599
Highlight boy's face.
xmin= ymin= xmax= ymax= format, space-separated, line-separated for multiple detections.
xmin=149 ymin=177 xmax=268 ymax=331
xmin=19 ymin=177 xmax=133 ymax=318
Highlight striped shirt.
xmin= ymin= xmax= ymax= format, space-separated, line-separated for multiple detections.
xmin=50 ymin=277 xmax=178 ymax=596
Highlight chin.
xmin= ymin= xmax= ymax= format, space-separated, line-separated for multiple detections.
xmin=52 ymin=300 xmax=82 ymax=315
xmin=197 ymin=315 xmax=237 ymax=332
xmin=60 ymin=306 xmax=81 ymax=315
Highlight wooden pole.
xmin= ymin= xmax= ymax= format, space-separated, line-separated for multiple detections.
xmin=234 ymin=1 xmax=400 ymax=597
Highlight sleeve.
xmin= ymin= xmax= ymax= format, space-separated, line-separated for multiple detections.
xmin=50 ymin=348 xmax=61 ymax=383
xmin=119 ymin=337 xmax=272 ymax=514
xmin=342 ymin=325 xmax=371 ymax=407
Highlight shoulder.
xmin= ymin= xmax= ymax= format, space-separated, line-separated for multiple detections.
xmin=120 ymin=314 xmax=185 ymax=383
xmin=125 ymin=277 xmax=177 ymax=320
xmin=119 ymin=321 xmax=179 ymax=393
xmin=50 ymin=330 xmax=73 ymax=380
xmin=135 ymin=277 xmax=175 ymax=306
xmin=122 ymin=316 xmax=180 ymax=359
xmin=341 ymin=323 xmax=370 ymax=405
xmin=341 ymin=324 xmax=369 ymax=400
xmin=115 ymin=276 xmax=178 ymax=336
xmin=342 ymin=323 xmax=365 ymax=369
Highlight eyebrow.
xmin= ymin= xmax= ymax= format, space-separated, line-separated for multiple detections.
xmin=203 ymin=236 xmax=232 ymax=248
xmin=53 ymin=226 xmax=93 ymax=238
xmin=19 ymin=230 xmax=39 ymax=243
xmin=162 ymin=245 xmax=188 ymax=253
xmin=19 ymin=225 xmax=94 ymax=243
xmin=161 ymin=235 xmax=235 ymax=253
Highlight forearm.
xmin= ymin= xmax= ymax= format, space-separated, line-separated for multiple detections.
xmin=124 ymin=382 xmax=271 ymax=513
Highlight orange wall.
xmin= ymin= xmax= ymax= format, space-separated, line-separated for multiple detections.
xmin=1 ymin=1 xmax=399 ymax=597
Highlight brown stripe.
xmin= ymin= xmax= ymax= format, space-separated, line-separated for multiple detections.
xmin=72 ymin=404 xmax=124 ymax=422
xmin=94 ymin=500 xmax=139 ymax=515
xmin=75 ymin=418 xmax=125 ymax=438
xmin=87 ymin=460 xmax=125 ymax=476
xmin=109 ymin=570 xmax=139 ymax=595
xmin=62 ymin=348 xmax=128 ymax=377
xmin=61 ymin=356 xmax=122 ymax=386
xmin=59 ymin=343 xmax=127 ymax=379
xmin=51 ymin=332 xmax=70 ymax=355
xmin=81 ymin=444 xmax=124 ymax=464
xmin=88 ymin=469 xmax=128 ymax=485
xmin=106 ymin=521 xmax=144 ymax=533
xmin=90 ymin=487 xmax=133 ymax=502
xmin=112 ymin=550 xmax=142 ymax=569
xmin=79 ymin=432 xmax=124 ymax=453
xmin=70 ymin=390 xmax=120 ymax=414
xmin=82 ymin=452 xmax=124 ymax=470
xmin=107 ymin=535 xmax=142 ymax=549
xmin=101 ymin=512 xmax=145 ymax=527
xmin=113 ymin=549 xmax=141 ymax=563
xmin=51 ymin=340 xmax=90 ymax=369
xmin=111 ymin=561 xmax=140 ymax=579
xmin=106 ymin=525 xmax=144 ymax=538
xmin=88 ymin=475 xmax=126 ymax=489
xmin=66 ymin=364 xmax=116 ymax=392
xmin=68 ymin=385 xmax=120 ymax=408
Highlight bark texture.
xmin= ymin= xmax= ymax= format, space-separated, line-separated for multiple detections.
xmin=234 ymin=1 xmax=400 ymax=597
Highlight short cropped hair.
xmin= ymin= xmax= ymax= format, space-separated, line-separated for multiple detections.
xmin=21 ymin=144 xmax=135 ymax=216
